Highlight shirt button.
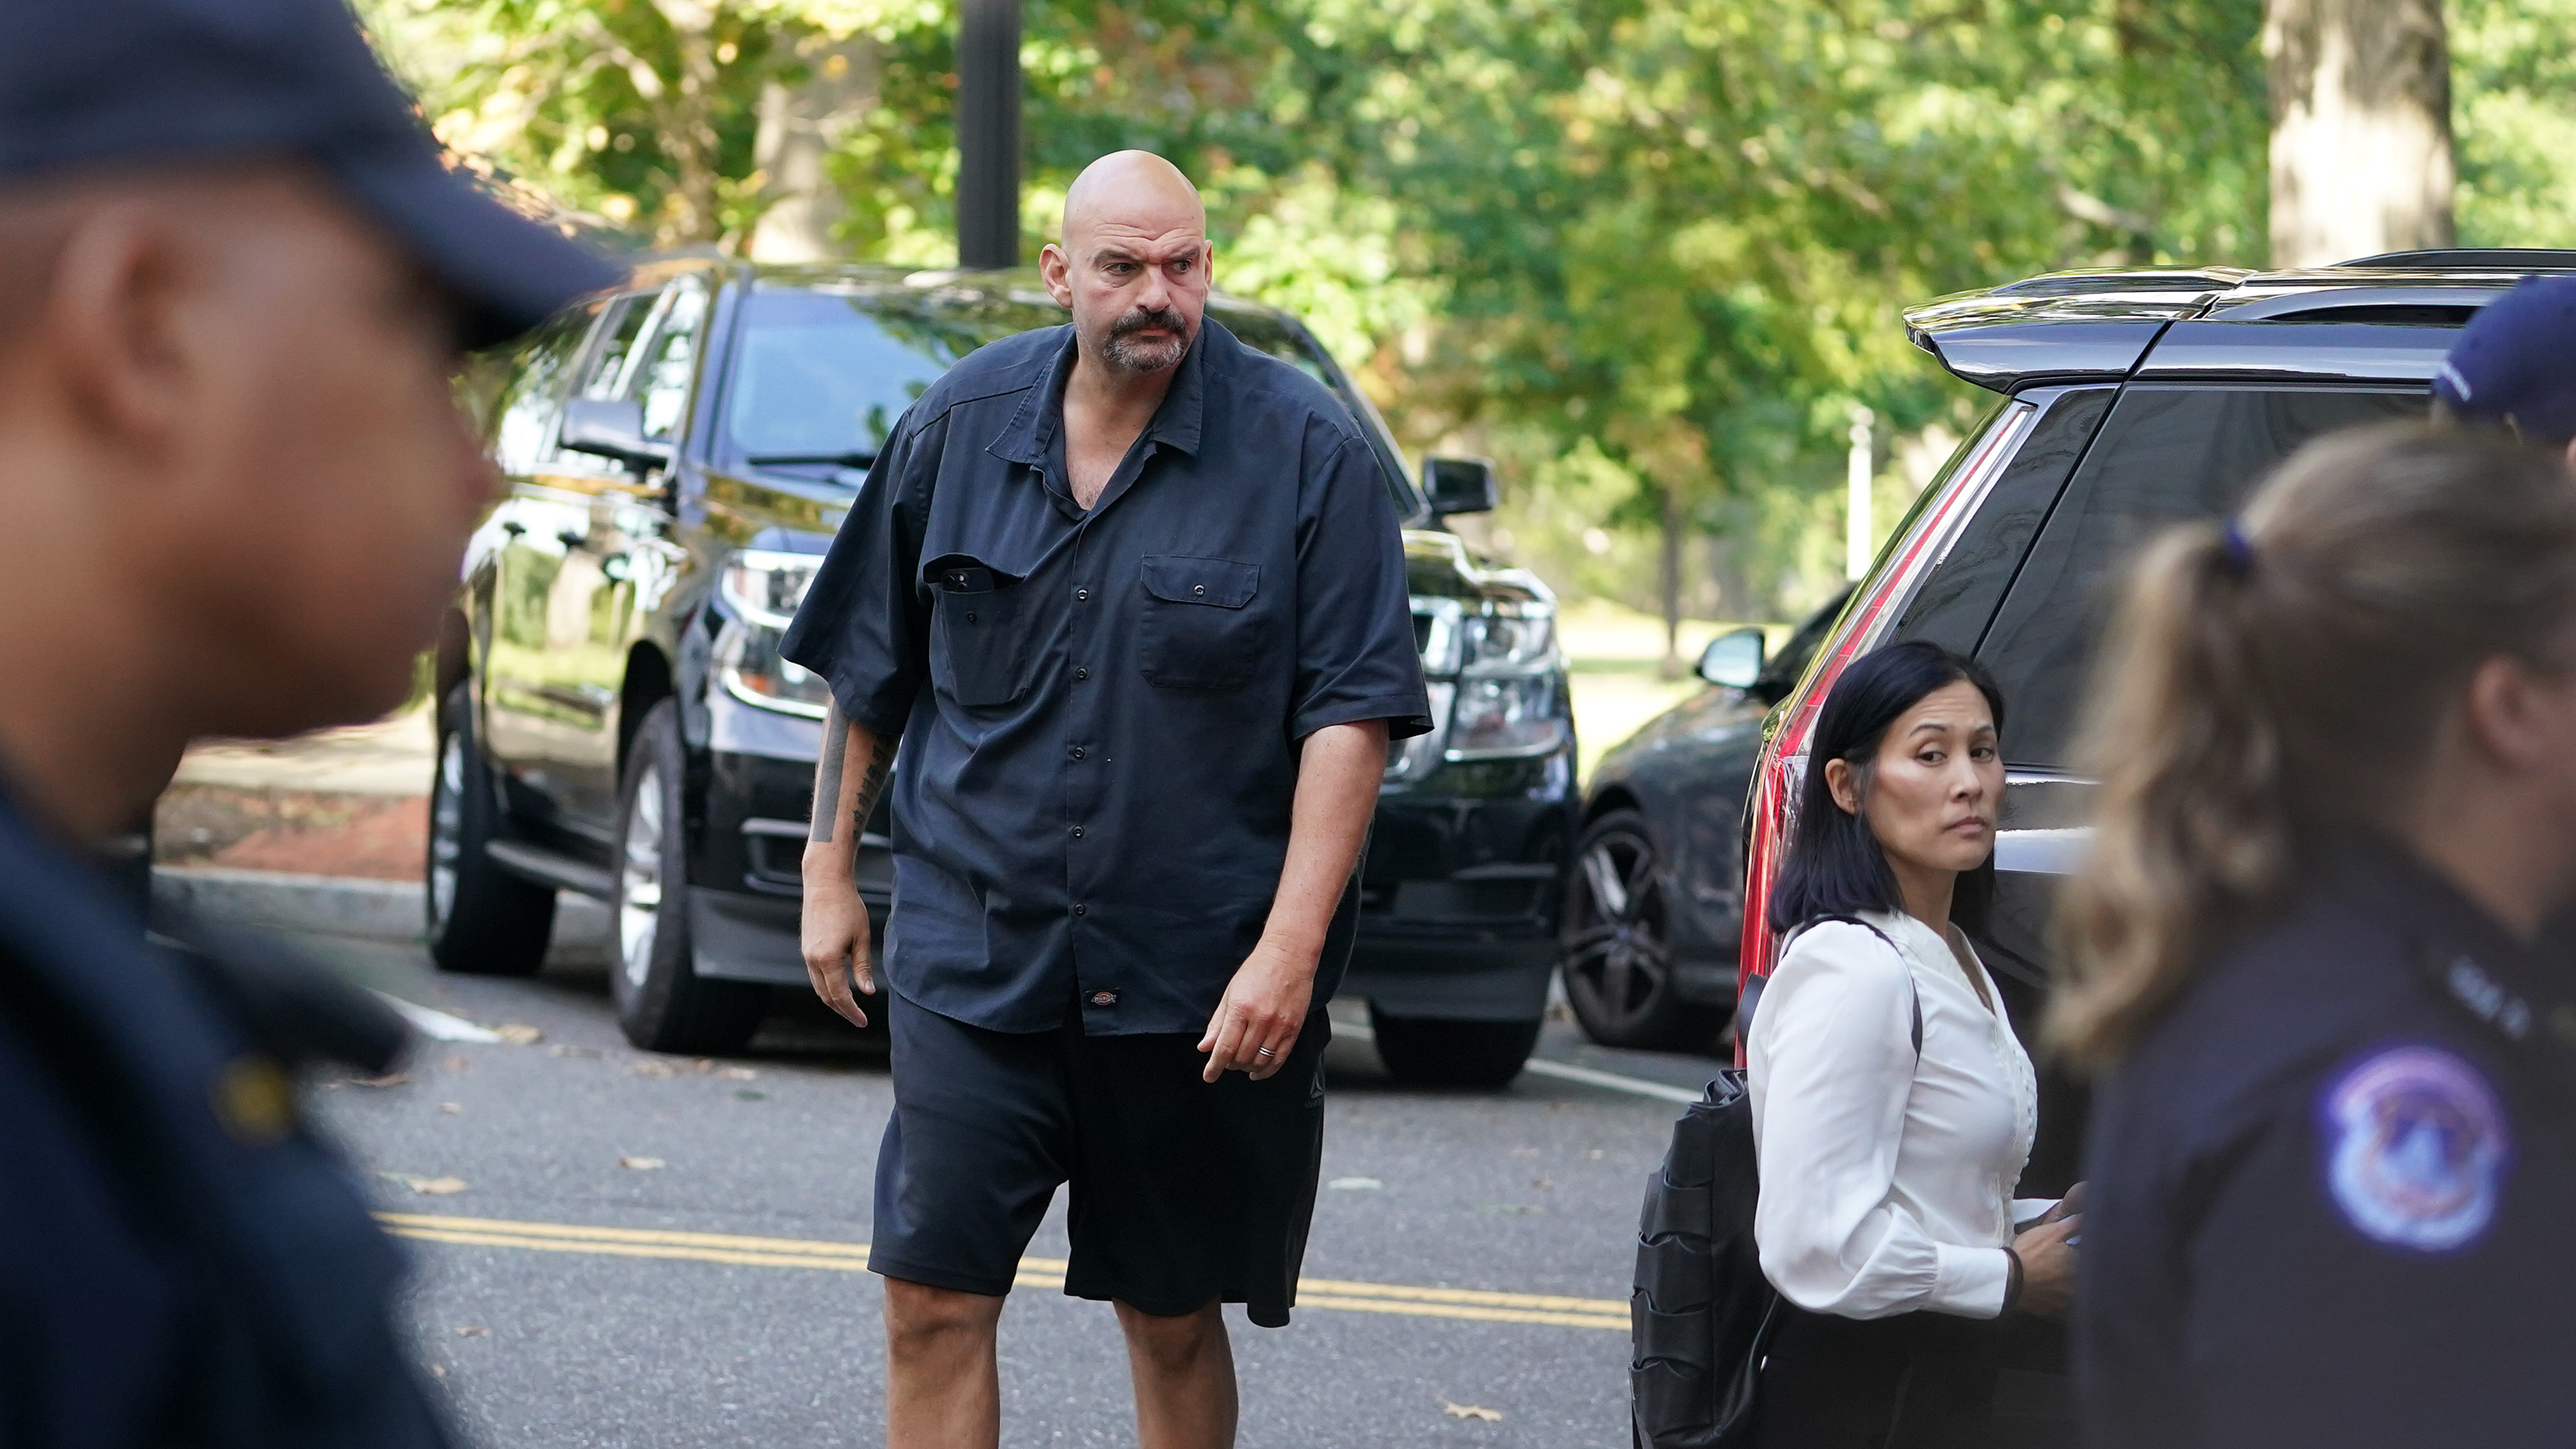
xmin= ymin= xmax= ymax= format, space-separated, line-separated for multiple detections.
xmin=1071 ymin=903 xmax=1087 ymax=916
xmin=965 ymin=611 xmax=978 ymax=622
xmin=1076 ymin=588 xmax=1089 ymax=601
xmin=1193 ymin=584 xmax=1206 ymax=596
xmin=1070 ymin=826 xmax=1085 ymax=838
xmin=1070 ymin=746 xmax=1085 ymax=760
xmin=1075 ymin=667 xmax=1089 ymax=681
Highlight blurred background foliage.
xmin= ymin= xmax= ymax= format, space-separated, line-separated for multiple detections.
xmin=359 ymin=0 xmax=2575 ymax=630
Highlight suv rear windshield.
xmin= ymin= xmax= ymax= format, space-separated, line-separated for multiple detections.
xmin=1978 ymin=384 xmax=2427 ymax=766
xmin=722 ymin=285 xmax=1419 ymax=515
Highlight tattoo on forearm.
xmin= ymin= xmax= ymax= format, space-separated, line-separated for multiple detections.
xmin=850 ymin=735 xmax=897 ymax=835
xmin=811 ymin=706 xmax=850 ymax=843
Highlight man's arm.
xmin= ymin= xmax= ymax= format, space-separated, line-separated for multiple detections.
xmin=801 ymin=698 xmax=899 ymax=1027
xmin=1198 ymin=718 xmax=1388 ymax=1082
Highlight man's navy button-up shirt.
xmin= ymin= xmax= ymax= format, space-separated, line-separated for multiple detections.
xmin=779 ymin=318 xmax=1433 ymax=1036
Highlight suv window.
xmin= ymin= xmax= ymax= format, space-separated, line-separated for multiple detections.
xmin=1980 ymin=384 xmax=2427 ymax=765
xmin=490 ymin=305 xmax=600 ymax=475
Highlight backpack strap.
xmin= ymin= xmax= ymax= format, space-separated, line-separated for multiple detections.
xmin=1786 ymin=913 xmax=1923 ymax=1058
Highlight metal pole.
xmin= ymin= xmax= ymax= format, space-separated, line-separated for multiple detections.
xmin=1846 ymin=405 xmax=1875 ymax=581
xmin=955 ymin=0 xmax=1021 ymax=269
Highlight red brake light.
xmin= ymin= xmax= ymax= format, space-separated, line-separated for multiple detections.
xmin=1734 ymin=401 xmax=2037 ymax=1056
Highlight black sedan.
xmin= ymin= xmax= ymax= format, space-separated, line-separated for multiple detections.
xmin=1559 ymin=587 xmax=1849 ymax=1049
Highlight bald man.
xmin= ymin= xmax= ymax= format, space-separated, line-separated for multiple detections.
xmin=784 ymin=151 xmax=1429 ymax=1447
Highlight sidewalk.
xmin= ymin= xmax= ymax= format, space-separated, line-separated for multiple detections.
xmin=158 ymin=704 xmax=433 ymax=880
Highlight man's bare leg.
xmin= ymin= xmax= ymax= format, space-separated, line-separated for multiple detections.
xmin=1115 ymin=1300 xmax=1237 ymax=1449
xmin=885 ymin=1280 xmax=1005 ymax=1449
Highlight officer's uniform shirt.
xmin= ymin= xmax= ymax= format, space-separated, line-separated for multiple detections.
xmin=2077 ymin=839 xmax=2576 ymax=1447
xmin=0 ymin=789 xmax=448 ymax=1446
xmin=780 ymin=318 xmax=1433 ymax=1036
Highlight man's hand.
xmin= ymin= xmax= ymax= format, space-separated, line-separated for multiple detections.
xmin=1197 ymin=937 xmax=1318 ymax=1082
xmin=801 ymin=864 xmax=877 ymax=1029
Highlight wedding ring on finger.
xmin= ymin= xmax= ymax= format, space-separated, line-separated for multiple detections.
xmin=1255 ymin=1046 xmax=1275 ymax=1058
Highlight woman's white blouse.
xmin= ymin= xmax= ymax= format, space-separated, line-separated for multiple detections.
xmin=1747 ymin=910 xmax=2048 ymax=1321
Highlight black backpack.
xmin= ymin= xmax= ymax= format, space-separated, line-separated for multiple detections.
xmin=1630 ymin=919 xmax=1917 ymax=1449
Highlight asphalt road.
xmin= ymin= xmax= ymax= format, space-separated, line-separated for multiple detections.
xmin=290 ymin=922 xmax=1728 ymax=1449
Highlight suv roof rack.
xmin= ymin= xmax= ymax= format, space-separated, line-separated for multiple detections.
xmin=2333 ymin=249 xmax=2576 ymax=271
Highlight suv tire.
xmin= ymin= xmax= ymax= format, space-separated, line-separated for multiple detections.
xmin=1560 ymin=808 xmax=1722 ymax=1050
xmin=610 ymin=699 xmax=768 ymax=1054
xmin=1368 ymin=1005 xmax=1539 ymax=1089
xmin=427 ymin=684 xmax=555 ymax=976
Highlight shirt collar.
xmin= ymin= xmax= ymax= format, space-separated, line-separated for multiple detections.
xmin=987 ymin=315 xmax=1221 ymax=469
xmin=2325 ymin=834 xmax=2540 ymax=974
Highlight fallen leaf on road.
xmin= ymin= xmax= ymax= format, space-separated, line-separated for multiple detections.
xmin=443 ymin=1055 xmax=471 ymax=1071
xmin=428 ymin=1365 xmax=446 ymax=1379
xmin=492 ymin=1023 xmax=542 ymax=1045
xmin=378 ymin=1174 xmax=468 ymax=1195
xmin=454 ymin=1326 xmax=489 ymax=1338
xmin=1532 ymin=1178 xmax=1555 ymax=1191
xmin=1442 ymin=1402 xmax=1503 ymax=1422
xmin=720 ymin=1067 xmax=759 ymax=1081
xmin=619 ymin=1156 xmax=666 ymax=1170
xmin=350 ymin=1072 xmax=409 ymax=1089
xmin=1327 ymin=1177 xmax=1383 ymax=1191
xmin=733 ymin=1089 xmax=766 ymax=1102
xmin=628 ymin=1060 xmax=675 ymax=1079
xmin=440 ymin=1102 xmax=462 ymax=1115
xmin=550 ymin=1044 xmax=605 ymax=1059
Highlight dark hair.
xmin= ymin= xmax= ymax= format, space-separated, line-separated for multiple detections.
xmin=1767 ymin=639 xmax=2007 ymax=936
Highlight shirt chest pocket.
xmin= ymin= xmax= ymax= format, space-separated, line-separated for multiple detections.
xmin=1138 ymin=555 xmax=1265 ymax=691
xmin=927 ymin=557 xmax=1031 ymax=709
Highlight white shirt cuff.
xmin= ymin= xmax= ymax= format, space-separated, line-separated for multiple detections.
xmin=1930 ymin=1243 xmax=2013 ymax=1319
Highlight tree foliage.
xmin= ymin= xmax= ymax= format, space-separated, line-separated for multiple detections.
xmin=357 ymin=1 xmax=2573 ymax=618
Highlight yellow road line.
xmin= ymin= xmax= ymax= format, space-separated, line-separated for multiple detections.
xmin=378 ymin=1212 xmax=1628 ymax=1331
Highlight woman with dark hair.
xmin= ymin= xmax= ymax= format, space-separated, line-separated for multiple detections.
xmin=1747 ymin=639 xmax=2081 ymax=1448
xmin=2055 ymin=424 xmax=2576 ymax=1446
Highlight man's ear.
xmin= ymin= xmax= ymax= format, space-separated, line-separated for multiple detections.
xmin=1038 ymin=241 xmax=1073 ymax=307
xmin=45 ymin=201 xmax=194 ymax=459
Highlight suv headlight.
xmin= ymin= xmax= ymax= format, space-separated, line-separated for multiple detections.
xmin=1445 ymin=604 xmax=1568 ymax=761
xmin=717 ymin=550 xmax=831 ymax=718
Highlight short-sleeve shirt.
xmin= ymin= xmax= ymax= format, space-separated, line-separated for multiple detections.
xmin=2077 ymin=840 xmax=2576 ymax=1448
xmin=778 ymin=317 xmax=1433 ymax=1036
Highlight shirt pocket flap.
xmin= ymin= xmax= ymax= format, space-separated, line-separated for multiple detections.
xmin=1140 ymin=555 xmax=1258 ymax=609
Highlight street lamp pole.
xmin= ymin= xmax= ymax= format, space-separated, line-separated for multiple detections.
xmin=955 ymin=0 xmax=1022 ymax=270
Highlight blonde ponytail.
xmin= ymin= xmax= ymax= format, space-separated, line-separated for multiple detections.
xmin=2049 ymin=423 xmax=2576 ymax=1068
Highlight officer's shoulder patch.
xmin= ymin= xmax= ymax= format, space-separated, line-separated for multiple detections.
xmin=2319 ymin=1044 xmax=2511 ymax=1253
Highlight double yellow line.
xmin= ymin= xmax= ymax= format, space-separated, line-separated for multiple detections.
xmin=379 ymin=1212 xmax=1629 ymax=1333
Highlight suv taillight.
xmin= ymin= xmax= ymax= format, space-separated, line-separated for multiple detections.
xmin=1735 ymin=400 xmax=2039 ymax=1059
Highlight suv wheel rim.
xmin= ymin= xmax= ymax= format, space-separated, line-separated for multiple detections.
xmin=430 ymin=731 xmax=465 ymax=929
xmin=619 ymin=765 xmax=665 ymax=990
xmin=1564 ymin=831 xmax=1669 ymax=1031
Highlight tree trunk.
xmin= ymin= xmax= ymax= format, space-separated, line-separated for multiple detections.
xmin=2264 ymin=0 xmax=2452 ymax=267
xmin=750 ymin=36 xmax=880 ymax=262
xmin=1658 ymin=485 xmax=1685 ymax=681
xmin=652 ymin=0 xmax=726 ymax=244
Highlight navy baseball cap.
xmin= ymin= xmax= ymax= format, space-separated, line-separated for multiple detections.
xmin=2433 ymin=276 xmax=2576 ymax=445
xmin=0 ymin=0 xmax=624 ymax=349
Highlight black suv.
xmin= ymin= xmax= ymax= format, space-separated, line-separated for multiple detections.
xmin=425 ymin=263 xmax=1576 ymax=1084
xmin=1737 ymin=250 xmax=2574 ymax=1198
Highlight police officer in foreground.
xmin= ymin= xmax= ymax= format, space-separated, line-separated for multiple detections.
xmin=2048 ymin=422 xmax=2576 ymax=1447
xmin=788 ymin=151 xmax=1428 ymax=1447
xmin=0 ymin=1 xmax=617 ymax=1442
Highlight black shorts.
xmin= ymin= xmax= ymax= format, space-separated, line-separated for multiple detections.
xmin=869 ymin=989 xmax=1330 ymax=1328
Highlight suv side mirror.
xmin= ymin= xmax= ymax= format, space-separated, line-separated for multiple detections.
xmin=561 ymin=398 xmax=675 ymax=471
xmin=1697 ymin=627 xmax=1767 ymax=690
xmin=1422 ymin=455 xmax=1498 ymax=518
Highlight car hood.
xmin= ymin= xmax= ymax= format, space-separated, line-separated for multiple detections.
xmin=1400 ymin=529 xmax=1552 ymax=609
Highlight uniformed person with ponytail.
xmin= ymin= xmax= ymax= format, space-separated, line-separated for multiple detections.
xmin=2053 ymin=423 xmax=2576 ymax=1447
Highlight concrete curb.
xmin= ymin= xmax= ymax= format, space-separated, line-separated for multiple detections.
xmin=152 ymin=865 xmax=610 ymax=944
